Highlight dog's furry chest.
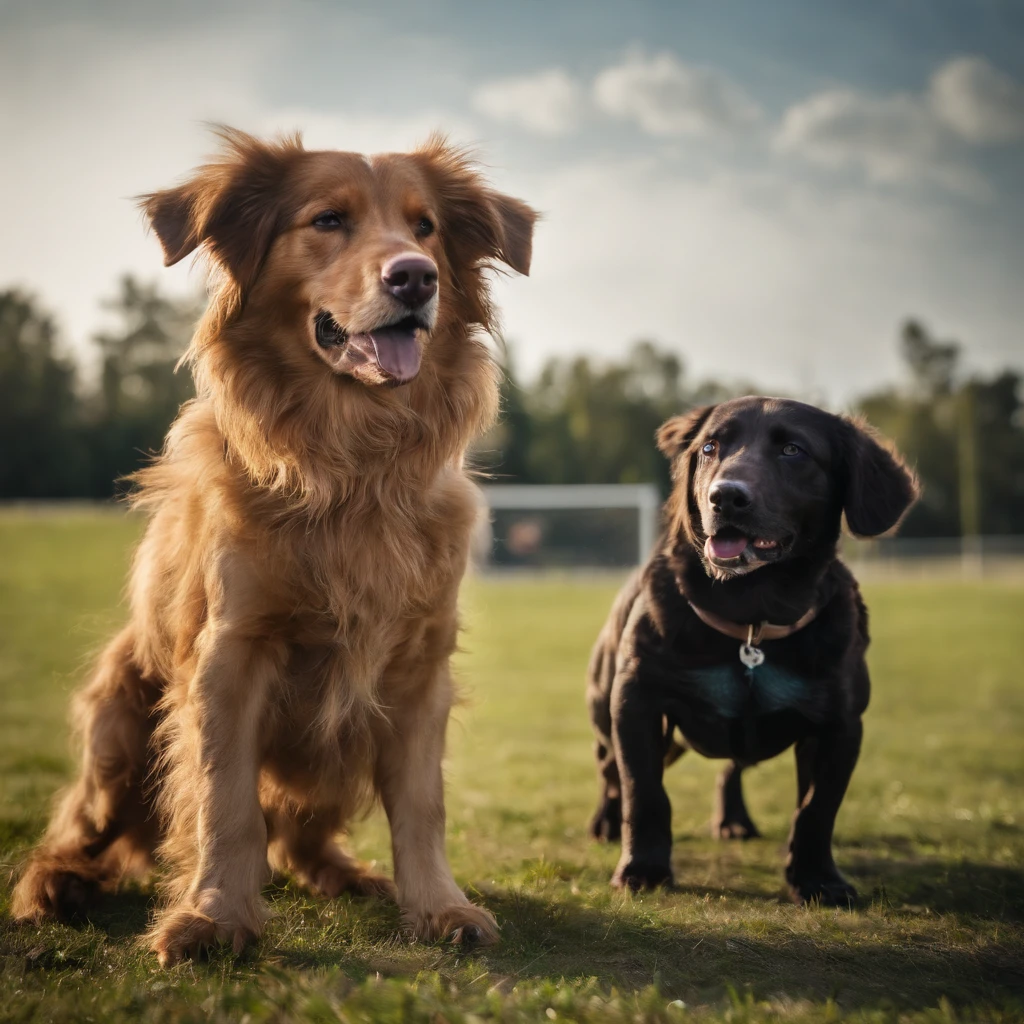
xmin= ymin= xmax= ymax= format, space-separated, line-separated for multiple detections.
xmin=677 ymin=659 xmax=817 ymax=720
xmin=660 ymin=648 xmax=836 ymax=763
xmin=261 ymin=478 xmax=472 ymax=738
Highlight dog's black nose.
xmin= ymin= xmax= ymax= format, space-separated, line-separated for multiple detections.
xmin=381 ymin=253 xmax=438 ymax=309
xmin=709 ymin=479 xmax=752 ymax=513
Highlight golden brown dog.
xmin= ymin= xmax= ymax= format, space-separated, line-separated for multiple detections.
xmin=12 ymin=127 xmax=536 ymax=964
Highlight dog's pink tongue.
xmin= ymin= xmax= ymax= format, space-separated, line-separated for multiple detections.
xmin=368 ymin=324 xmax=421 ymax=383
xmin=708 ymin=535 xmax=748 ymax=560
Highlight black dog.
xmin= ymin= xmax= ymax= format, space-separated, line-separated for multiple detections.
xmin=586 ymin=396 xmax=918 ymax=905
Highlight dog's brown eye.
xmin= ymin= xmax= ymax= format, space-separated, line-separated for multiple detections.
xmin=415 ymin=216 xmax=435 ymax=238
xmin=312 ymin=210 xmax=344 ymax=230
xmin=782 ymin=443 xmax=803 ymax=457
xmin=701 ymin=441 xmax=717 ymax=456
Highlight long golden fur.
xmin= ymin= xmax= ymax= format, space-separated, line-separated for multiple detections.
xmin=12 ymin=127 xmax=537 ymax=964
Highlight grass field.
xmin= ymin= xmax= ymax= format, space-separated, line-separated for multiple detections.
xmin=1 ymin=511 xmax=1022 ymax=1023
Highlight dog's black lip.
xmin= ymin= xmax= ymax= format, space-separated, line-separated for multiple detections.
xmin=382 ymin=313 xmax=429 ymax=334
xmin=314 ymin=310 xmax=347 ymax=349
xmin=314 ymin=311 xmax=429 ymax=351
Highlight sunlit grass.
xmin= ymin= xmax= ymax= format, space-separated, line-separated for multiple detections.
xmin=1 ymin=511 xmax=1021 ymax=1022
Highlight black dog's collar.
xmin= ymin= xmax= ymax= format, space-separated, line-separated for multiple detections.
xmin=687 ymin=601 xmax=819 ymax=644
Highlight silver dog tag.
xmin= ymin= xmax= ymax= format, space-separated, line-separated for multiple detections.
xmin=739 ymin=643 xmax=765 ymax=669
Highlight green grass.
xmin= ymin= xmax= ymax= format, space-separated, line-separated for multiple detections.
xmin=1 ymin=511 xmax=1022 ymax=1023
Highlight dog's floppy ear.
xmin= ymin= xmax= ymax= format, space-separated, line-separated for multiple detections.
xmin=840 ymin=417 xmax=919 ymax=537
xmin=138 ymin=127 xmax=301 ymax=295
xmin=658 ymin=406 xmax=716 ymax=548
xmin=656 ymin=405 xmax=716 ymax=462
xmin=416 ymin=136 xmax=538 ymax=276
xmin=485 ymin=191 xmax=536 ymax=275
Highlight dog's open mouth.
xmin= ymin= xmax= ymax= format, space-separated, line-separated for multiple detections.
xmin=313 ymin=311 xmax=426 ymax=385
xmin=705 ymin=527 xmax=788 ymax=571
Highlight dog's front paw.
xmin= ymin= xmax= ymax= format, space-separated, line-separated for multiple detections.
xmin=148 ymin=907 xmax=261 ymax=966
xmin=787 ymin=870 xmax=858 ymax=908
xmin=405 ymin=901 xmax=499 ymax=947
xmin=611 ymin=858 xmax=673 ymax=892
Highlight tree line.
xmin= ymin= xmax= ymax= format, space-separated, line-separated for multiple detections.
xmin=1 ymin=278 xmax=1021 ymax=537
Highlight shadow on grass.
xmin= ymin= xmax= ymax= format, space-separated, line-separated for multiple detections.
xmin=3 ymin=859 xmax=1022 ymax=1013
xmin=854 ymin=855 xmax=1024 ymax=922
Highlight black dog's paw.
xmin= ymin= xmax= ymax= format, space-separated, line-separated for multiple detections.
xmin=589 ymin=796 xmax=622 ymax=843
xmin=712 ymin=815 xmax=761 ymax=841
xmin=611 ymin=859 xmax=673 ymax=892
xmin=788 ymin=871 xmax=858 ymax=908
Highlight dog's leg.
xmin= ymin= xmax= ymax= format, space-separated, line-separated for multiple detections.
xmin=147 ymin=607 xmax=281 ymax=966
xmin=265 ymin=801 xmax=396 ymax=901
xmin=589 ymin=738 xmax=623 ymax=843
xmin=376 ymin=661 xmax=498 ymax=946
xmin=609 ymin=664 xmax=674 ymax=891
xmin=785 ymin=722 xmax=861 ymax=907
xmin=712 ymin=761 xmax=761 ymax=840
xmin=12 ymin=628 xmax=160 ymax=923
xmin=586 ymin=666 xmax=622 ymax=843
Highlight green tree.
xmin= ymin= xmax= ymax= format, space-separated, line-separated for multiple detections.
xmin=85 ymin=276 xmax=203 ymax=496
xmin=859 ymin=320 xmax=1024 ymax=537
xmin=0 ymin=290 xmax=88 ymax=497
xmin=479 ymin=340 xmax=738 ymax=494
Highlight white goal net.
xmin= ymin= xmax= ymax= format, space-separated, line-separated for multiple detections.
xmin=475 ymin=483 xmax=661 ymax=571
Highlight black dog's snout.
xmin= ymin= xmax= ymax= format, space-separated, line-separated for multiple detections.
xmin=709 ymin=479 xmax=752 ymax=513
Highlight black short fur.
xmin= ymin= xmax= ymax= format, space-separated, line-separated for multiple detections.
xmin=586 ymin=396 xmax=918 ymax=904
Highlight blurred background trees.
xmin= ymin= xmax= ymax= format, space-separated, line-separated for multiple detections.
xmin=478 ymin=340 xmax=738 ymax=495
xmin=86 ymin=276 xmax=201 ymax=497
xmin=859 ymin=321 xmax=1024 ymax=537
xmin=0 ymin=278 xmax=1021 ymax=536
xmin=0 ymin=277 xmax=200 ymax=499
xmin=0 ymin=291 xmax=87 ymax=497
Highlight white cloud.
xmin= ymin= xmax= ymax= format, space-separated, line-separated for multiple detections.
xmin=593 ymin=49 xmax=760 ymax=137
xmin=1 ymin=20 xmax=1020 ymax=407
xmin=931 ymin=56 xmax=1024 ymax=144
xmin=472 ymin=69 xmax=582 ymax=136
xmin=776 ymin=55 xmax=1024 ymax=195
xmin=775 ymin=88 xmax=984 ymax=194
xmin=491 ymin=156 xmax=1024 ymax=401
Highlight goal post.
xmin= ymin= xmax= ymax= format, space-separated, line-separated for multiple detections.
xmin=477 ymin=483 xmax=662 ymax=570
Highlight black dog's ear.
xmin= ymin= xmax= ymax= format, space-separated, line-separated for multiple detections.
xmin=656 ymin=406 xmax=716 ymax=461
xmin=138 ymin=126 xmax=301 ymax=296
xmin=415 ymin=136 xmax=539 ymax=276
xmin=841 ymin=417 xmax=919 ymax=537
xmin=658 ymin=406 xmax=716 ymax=549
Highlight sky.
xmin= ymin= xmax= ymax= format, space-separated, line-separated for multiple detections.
xmin=2 ymin=0 xmax=1023 ymax=405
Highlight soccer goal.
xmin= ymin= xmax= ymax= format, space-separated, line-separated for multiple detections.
xmin=476 ymin=483 xmax=662 ymax=571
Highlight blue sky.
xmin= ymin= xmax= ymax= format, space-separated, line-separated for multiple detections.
xmin=2 ymin=0 xmax=1022 ymax=402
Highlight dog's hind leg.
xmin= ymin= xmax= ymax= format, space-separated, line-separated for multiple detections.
xmin=712 ymin=761 xmax=761 ymax=840
xmin=12 ymin=627 xmax=161 ymax=923
xmin=586 ymin=670 xmax=624 ymax=842
xmin=588 ymin=736 xmax=623 ymax=842
xmin=265 ymin=797 xmax=396 ymax=902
